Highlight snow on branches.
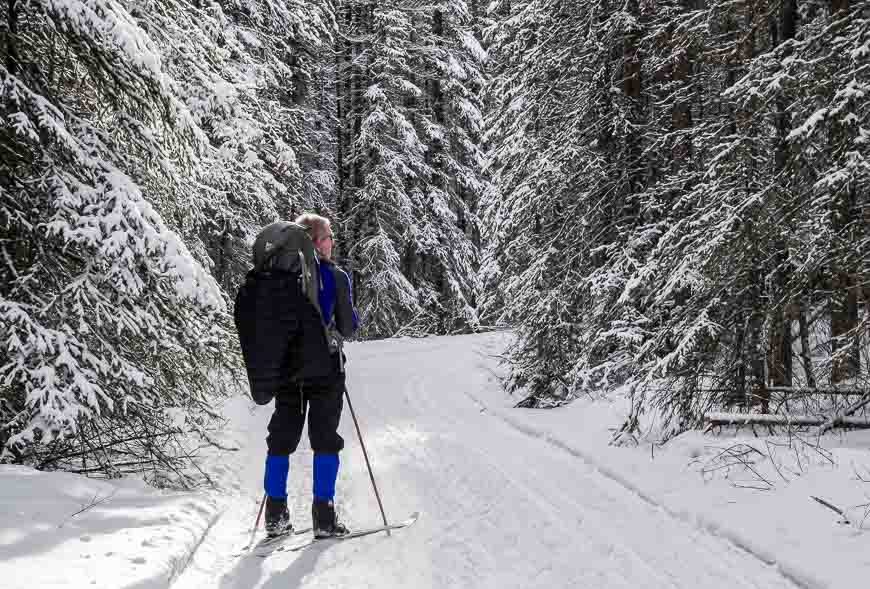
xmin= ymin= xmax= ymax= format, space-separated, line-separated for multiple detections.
xmin=483 ymin=0 xmax=870 ymax=431
xmin=337 ymin=1 xmax=488 ymax=338
xmin=0 ymin=0 xmax=333 ymax=479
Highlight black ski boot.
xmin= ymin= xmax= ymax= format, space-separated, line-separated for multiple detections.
xmin=312 ymin=499 xmax=349 ymax=538
xmin=264 ymin=496 xmax=292 ymax=538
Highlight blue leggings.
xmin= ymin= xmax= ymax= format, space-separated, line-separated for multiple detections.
xmin=264 ymin=452 xmax=339 ymax=500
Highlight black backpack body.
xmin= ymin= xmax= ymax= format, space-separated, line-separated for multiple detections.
xmin=233 ymin=222 xmax=332 ymax=405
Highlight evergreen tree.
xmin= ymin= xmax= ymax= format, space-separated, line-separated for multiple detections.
xmin=0 ymin=0 xmax=335 ymax=481
xmin=484 ymin=0 xmax=646 ymax=403
xmin=410 ymin=1 xmax=486 ymax=334
xmin=0 ymin=0 xmax=227 ymax=476
xmin=129 ymin=0 xmax=336 ymax=293
xmin=337 ymin=0 xmax=487 ymax=338
xmin=482 ymin=0 xmax=870 ymax=432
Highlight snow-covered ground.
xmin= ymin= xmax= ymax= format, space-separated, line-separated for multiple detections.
xmin=2 ymin=332 xmax=869 ymax=588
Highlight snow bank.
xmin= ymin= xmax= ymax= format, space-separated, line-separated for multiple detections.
xmin=468 ymin=356 xmax=870 ymax=589
xmin=0 ymin=465 xmax=220 ymax=588
xmin=0 ymin=393 xmax=261 ymax=588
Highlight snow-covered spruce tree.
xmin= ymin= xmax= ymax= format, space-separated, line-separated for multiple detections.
xmin=339 ymin=2 xmax=428 ymax=338
xmin=126 ymin=0 xmax=337 ymax=294
xmin=483 ymin=0 xmax=650 ymax=405
xmin=482 ymin=0 xmax=564 ymax=400
xmin=405 ymin=1 xmax=487 ymax=334
xmin=300 ymin=5 xmax=341 ymax=214
xmin=625 ymin=0 xmax=870 ymax=431
xmin=483 ymin=0 xmax=869 ymax=434
xmin=0 ymin=0 xmax=230 ymax=481
xmin=605 ymin=0 xmax=783 ymax=431
xmin=787 ymin=0 xmax=870 ymax=385
xmin=337 ymin=0 xmax=486 ymax=338
xmin=477 ymin=0 xmax=520 ymax=329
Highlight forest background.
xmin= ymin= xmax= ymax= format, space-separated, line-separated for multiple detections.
xmin=1 ymin=0 xmax=868 ymax=482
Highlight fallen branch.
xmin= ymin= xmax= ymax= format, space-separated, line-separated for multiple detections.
xmin=705 ymin=412 xmax=870 ymax=428
xmin=58 ymin=489 xmax=118 ymax=528
xmin=811 ymin=495 xmax=851 ymax=524
xmin=35 ymin=429 xmax=186 ymax=469
xmin=765 ymin=387 xmax=869 ymax=396
xmin=701 ymin=444 xmax=775 ymax=490
xmin=816 ymin=393 xmax=870 ymax=435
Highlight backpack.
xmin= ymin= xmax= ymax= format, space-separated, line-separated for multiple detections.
xmin=233 ymin=221 xmax=332 ymax=405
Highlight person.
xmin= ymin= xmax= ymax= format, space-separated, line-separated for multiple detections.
xmin=262 ymin=213 xmax=359 ymax=538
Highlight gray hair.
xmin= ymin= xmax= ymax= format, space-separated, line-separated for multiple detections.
xmin=294 ymin=213 xmax=331 ymax=242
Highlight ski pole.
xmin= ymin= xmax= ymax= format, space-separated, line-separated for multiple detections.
xmin=344 ymin=385 xmax=391 ymax=536
xmin=245 ymin=493 xmax=266 ymax=549
xmin=254 ymin=493 xmax=266 ymax=530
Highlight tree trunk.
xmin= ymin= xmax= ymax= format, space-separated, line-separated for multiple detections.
xmin=337 ymin=2 xmax=356 ymax=279
xmin=831 ymin=269 xmax=859 ymax=382
xmin=622 ymin=0 xmax=643 ymax=219
xmin=6 ymin=0 xmax=19 ymax=76
xmin=670 ymin=1 xmax=694 ymax=164
xmin=768 ymin=312 xmax=793 ymax=389
xmin=351 ymin=4 xmax=363 ymax=191
xmin=830 ymin=0 xmax=849 ymax=13
xmin=766 ymin=0 xmax=797 ymax=393
xmin=828 ymin=0 xmax=859 ymax=383
xmin=337 ymin=2 xmax=352 ymax=219
xmin=728 ymin=307 xmax=749 ymax=407
xmin=799 ymin=298 xmax=817 ymax=389
xmin=750 ymin=307 xmax=767 ymax=412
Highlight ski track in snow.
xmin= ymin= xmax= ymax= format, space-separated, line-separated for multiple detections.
xmin=458 ymin=392 xmax=810 ymax=589
xmin=476 ymin=398 xmax=825 ymax=587
xmin=172 ymin=333 xmax=799 ymax=589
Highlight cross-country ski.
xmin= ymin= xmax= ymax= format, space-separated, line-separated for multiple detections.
xmin=232 ymin=526 xmax=313 ymax=558
xmin=257 ymin=511 xmax=421 ymax=557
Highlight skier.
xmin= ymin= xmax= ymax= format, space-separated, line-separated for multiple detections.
xmin=262 ymin=213 xmax=359 ymax=538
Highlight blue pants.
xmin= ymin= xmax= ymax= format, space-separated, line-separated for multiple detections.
xmin=264 ymin=453 xmax=339 ymax=501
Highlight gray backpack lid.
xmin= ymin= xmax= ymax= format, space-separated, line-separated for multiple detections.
xmin=252 ymin=221 xmax=323 ymax=317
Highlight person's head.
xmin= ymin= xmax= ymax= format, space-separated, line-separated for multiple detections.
xmin=295 ymin=213 xmax=334 ymax=260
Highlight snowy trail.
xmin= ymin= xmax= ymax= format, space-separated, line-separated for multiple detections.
xmin=173 ymin=333 xmax=797 ymax=589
